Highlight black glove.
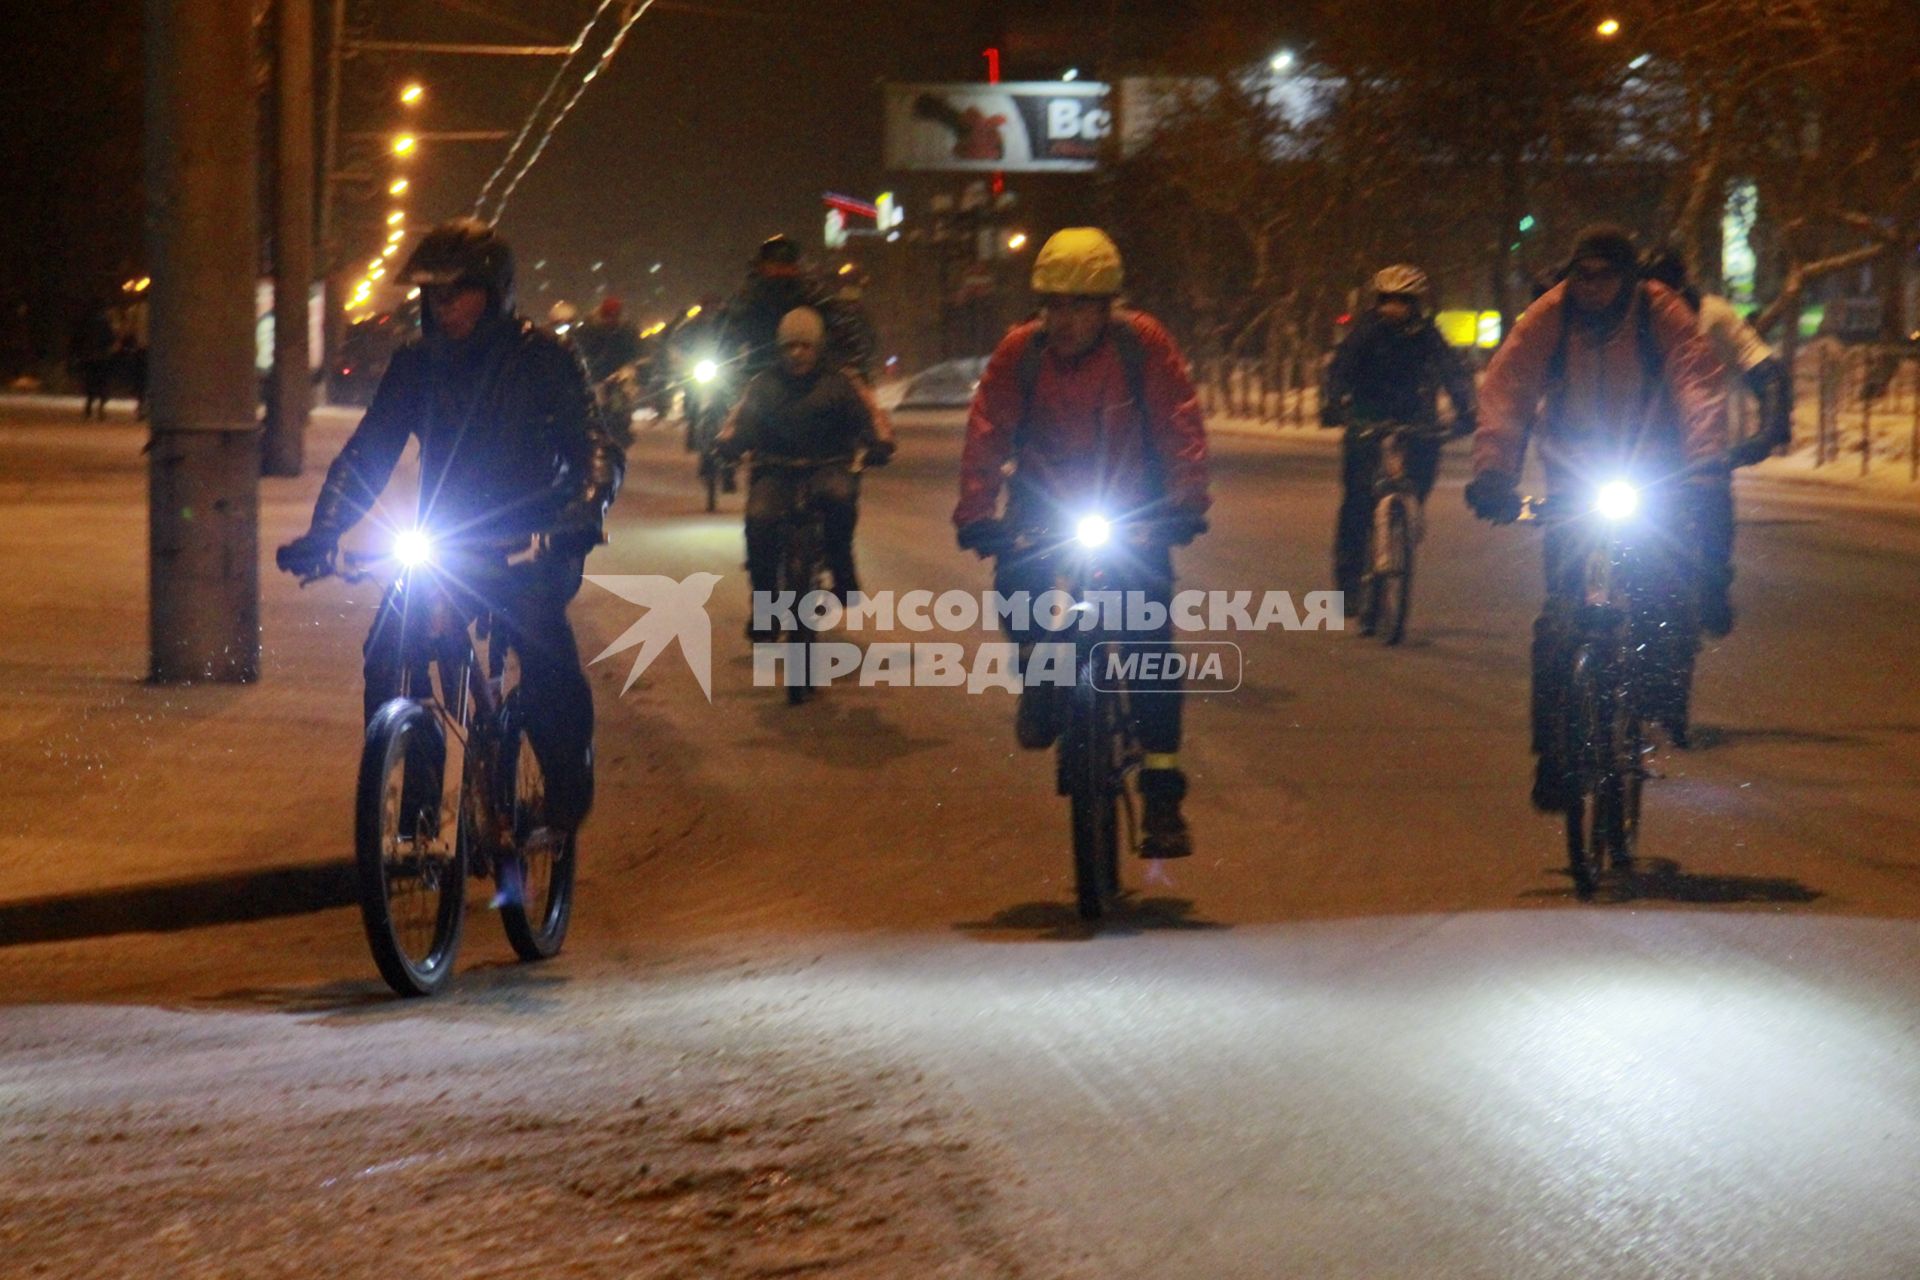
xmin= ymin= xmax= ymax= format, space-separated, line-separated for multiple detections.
xmin=1162 ymin=513 xmax=1209 ymax=546
xmin=863 ymin=439 xmax=896 ymax=468
xmin=276 ymin=528 xmax=338 ymax=579
xmin=543 ymin=511 xmax=605 ymax=559
xmin=1450 ymin=411 xmax=1478 ymax=440
xmin=1464 ymin=472 xmax=1522 ymax=525
xmin=956 ymin=519 xmax=1002 ymax=558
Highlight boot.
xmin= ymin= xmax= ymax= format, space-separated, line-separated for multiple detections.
xmin=1139 ymin=768 xmax=1193 ymax=859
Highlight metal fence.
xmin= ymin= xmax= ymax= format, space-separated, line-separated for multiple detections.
xmin=1797 ymin=343 xmax=1920 ymax=479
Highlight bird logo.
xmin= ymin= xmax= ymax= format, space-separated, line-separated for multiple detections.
xmin=584 ymin=572 xmax=723 ymax=700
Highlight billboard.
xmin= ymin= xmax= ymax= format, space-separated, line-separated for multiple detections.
xmin=884 ymin=82 xmax=1111 ymax=173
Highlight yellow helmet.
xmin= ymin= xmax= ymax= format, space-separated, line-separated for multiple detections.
xmin=1031 ymin=227 xmax=1124 ymax=297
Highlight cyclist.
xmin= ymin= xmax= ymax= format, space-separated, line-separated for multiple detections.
xmin=953 ymin=227 xmax=1211 ymax=858
xmin=1322 ymin=264 xmax=1478 ymax=608
xmin=1639 ymin=243 xmax=1793 ymax=636
xmin=275 ymin=218 xmax=622 ymax=850
xmin=721 ymin=235 xmax=874 ymax=384
xmin=715 ymin=306 xmax=893 ymax=635
xmin=572 ymin=295 xmax=640 ymax=383
xmin=1464 ymin=223 xmax=1726 ymax=807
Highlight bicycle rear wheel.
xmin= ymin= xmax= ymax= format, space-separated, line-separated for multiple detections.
xmin=1064 ymin=659 xmax=1120 ymax=921
xmin=496 ymin=690 xmax=576 ymax=962
xmin=355 ymin=698 xmax=468 ymax=995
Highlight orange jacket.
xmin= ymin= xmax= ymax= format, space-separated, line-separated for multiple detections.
xmin=953 ymin=310 xmax=1210 ymax=528
xmin=1472 ymin=280 xmax=1727 ymax=487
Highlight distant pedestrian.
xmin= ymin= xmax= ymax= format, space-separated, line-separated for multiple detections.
xmin=71 ymin=301 xmax=118 ymax=419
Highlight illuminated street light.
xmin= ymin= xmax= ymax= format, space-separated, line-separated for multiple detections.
xmin=370 ymin=266 xmax=387 ymax=280
xmin=388 ymin=178 xmax=409 ymax=196
xmin=386 ymin=211 xmax=404 ymax=226
xmin=1062 ymin=68 xmax=1079 ymax=82
xmin=381 ymin=245 xmax=399 ymax=258
xmin=400 ymin=82 xmax=425 ymax=106
xmin=392 ymin=134 xmax=417 ymax=157
xmin=1007 ymin=231 xmax=1029 ymax=251
xmin=1270 ymin=48 xmax=1296 ymax=73
xmin=1596 ymin=17 xmax=1621 ymax=37
xmin=368 ymin=258 xmax=384 ymax=271
xmin=387 ymin=228 xmax=405 ymax=243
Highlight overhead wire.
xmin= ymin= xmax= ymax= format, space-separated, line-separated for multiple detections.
xmin=473 ymin=1 xmax=657 ymax=224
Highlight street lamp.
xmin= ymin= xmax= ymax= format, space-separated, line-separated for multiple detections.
xmin=1270 ymin=48 xmax=1296 ymax=73
xmin=1596 ymin=17 xmax=1621 ymax=37
xmin=386 ymin=228 xmax=405 ymax=243
xmin=387 ymin=210 xmax=405 ymax=226
xmin=389 ymin=178 xmax=409 ymax=196
xmin=1007 ymin=231 xmax=1029 ymax=252
xmin=392 ymin=133 xmax=417 ymax=157
xmin=1062 ymin=68 xmax=1079 ymax=82
xmin=400 ymin=82 xmax=425 ymax=106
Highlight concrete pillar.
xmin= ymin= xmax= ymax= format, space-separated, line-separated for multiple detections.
xmin=265 ymin=0 xmax=315 ymax=477
xmin=145 ymin=0 xmax=261 ymax=683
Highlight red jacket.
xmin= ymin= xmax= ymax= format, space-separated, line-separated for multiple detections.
xmin=953 ymin=310 xmax=1211 ymax=528
xmin=1473 ymin=280 xmax=1727 ymax=488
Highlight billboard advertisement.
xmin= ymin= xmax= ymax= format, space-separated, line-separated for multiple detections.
xmin=884 ymin=82 xmax=1111 ymax=173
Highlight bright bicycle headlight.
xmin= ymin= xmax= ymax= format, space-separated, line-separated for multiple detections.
xmin=1594 ymin=480 xmax=1640 ymax=522
xmin=1075 ymin=514 xmax=1113 ymax=549
xmin=393 ymin=527 xmax=434 ymax=568
xmin=692 ymin=359 xmax=719 ymax=385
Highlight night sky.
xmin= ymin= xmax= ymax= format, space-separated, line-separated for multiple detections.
xmin=372 ymin=0 xmax=993 ymax=318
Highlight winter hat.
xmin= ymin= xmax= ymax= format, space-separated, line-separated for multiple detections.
xmin=1566 ymin=223 xmax=1639 ymax=276
xmin=776 ymin=307 xmax=826 ymax=347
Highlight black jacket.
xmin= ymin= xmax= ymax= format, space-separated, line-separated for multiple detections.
xmin=310 ymin=315 xmax=622 ymax=544
xmin=1324 ymin=312 xmax=1476 ymax=428
xmin=725 ymin=366 xmax=876 ymax=461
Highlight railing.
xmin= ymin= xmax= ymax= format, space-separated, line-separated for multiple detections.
xmin=1798 ymin=343 xmax=1920 ymax=479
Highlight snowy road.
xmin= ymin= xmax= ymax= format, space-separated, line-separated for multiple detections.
xmin=1 ymin=404 xmax=1917 ymax=1276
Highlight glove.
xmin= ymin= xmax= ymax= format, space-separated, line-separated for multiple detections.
xmin=276 ymin=528 xmax=338 ymax=579
xmin=956 ymin=519 xmax=1002 ymax=558
xmin=543 ymin=511 xmax=605 ymax=560
xmin=863 ymin=439 xmax=896 ymax=468
xmin=1450 ymin=411 xmax=1478 ymax=440
xmin=1162 ymin=513 xmax=1209 ymax=546
xmin=1464 ymin=472 xmax=1522 ymax=525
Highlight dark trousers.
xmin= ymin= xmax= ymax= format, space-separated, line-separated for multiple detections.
xmin=363 ymin=557 xmax=596 ymax=833
xmin=1335 ymin=428 xmax=1441 ymax=592
xmin=995 ymin=544 xmax=1182 ymax=756
xmin=745 ymin=464 xmax=861 ymax=600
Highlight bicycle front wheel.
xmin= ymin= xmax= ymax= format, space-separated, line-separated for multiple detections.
xmin=1064 ymin=663 xmax=1120 ymax=921
xmin=1561 ymin=648 xmax=1614 ymax=899
xmin=1370 ymin=499 xmax=1414 ymax=646
xmin=355 ymin=698 xmax=468 ymax=996
xmin=497 ymin=691 xmax=576 ymax=962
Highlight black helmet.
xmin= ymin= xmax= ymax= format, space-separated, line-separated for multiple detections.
xmin=1639 ymin=242 xmax=1690 ymax=292
xmin=401 ymin=217 xmax=515 ymax=305
xmin=756 ymin=234 xmax=802 ymax=267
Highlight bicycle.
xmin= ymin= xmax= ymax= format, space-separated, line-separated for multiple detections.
xmin=752 ymin=453 xmax=859 ymax=706
xmin=683 ymin=358 xmax=732 ymax=512
xmin=292 ymin=530 xmax=577 ymax=995
xmin=1350 ymin=419 xmax=1451 ymax=645
xmin=1520 ymin=470 xmax=1705 ymax=897
xmin=982 ymin=513 xmax=1192 ymax=921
